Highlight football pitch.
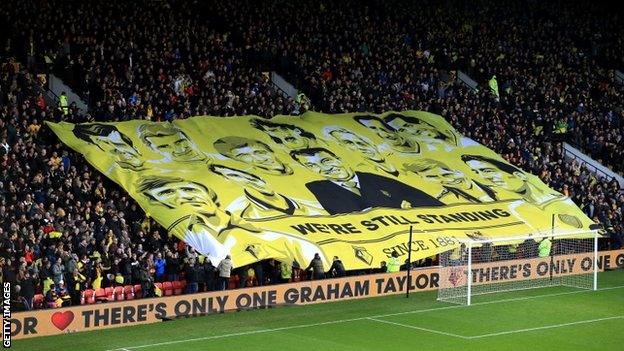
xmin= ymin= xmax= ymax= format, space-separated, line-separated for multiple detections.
xmin=13 ymin=269 xmax=624 ymax=351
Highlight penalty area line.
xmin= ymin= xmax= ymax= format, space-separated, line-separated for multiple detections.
xmin=468 ymin=315 xmax=624 ymax=339
xmin=366 ymin=317 xmax=469 ymax=339
xmin=106 ymin=284 xmax=624 ymax=350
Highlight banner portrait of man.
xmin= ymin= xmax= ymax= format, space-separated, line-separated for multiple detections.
xmin=138 ymin=123 xmax=208 ymax=163
xmin=291 ymin=147 xmax=444 ymax=214
xmin=461 ymin=154 xmax=560 ymax=205
xmin=354 ymin=115 xmax=420 ymax=154
xmin=73 ymin=123 xmax=145 ymax=171
xmin=323 ymin=126 xmax=399 ymax=177
xmin=138 ymin=176 xmax=326 ymax=266
xmin=250 ymin=119 xmax=318 ymax=150
xmin=213 ymin=136 xmax=294 ymax=176
xmin=384 ymin=113 xmax=459 ymax=148
xmin=137 ymin=176 xmax=265 ymax=262
xmin=404 ymin=158 xmax=497 ymax=203
xmin=209 ymin=164 xmax=325 ymax=218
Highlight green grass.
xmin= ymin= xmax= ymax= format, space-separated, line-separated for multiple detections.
xmin=13 ymin=270 xmax=624 ymax=351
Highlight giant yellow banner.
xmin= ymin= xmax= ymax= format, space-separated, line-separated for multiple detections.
xmin=47 ymin=111 xmax=598 ymax=269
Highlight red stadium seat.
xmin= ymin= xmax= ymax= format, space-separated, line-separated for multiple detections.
xmin=105 ymin=287 xmax=115 ymax=302
xmin=114 ymin=286 xmax=125 ymax=301
xmin=162 ymin=281 xmax=173 ymax=296
xmin=33 ymin=294 xmax=44 ymax=309
xmin=172 ymin=281 xmax=184 ymax=295
xmin=133 ymin=284 xmax=142 ymax=299
xmin=228 ymin=275 xmax=239 ymax=290
xmin=101 ymin=287 xmax=115 ymax=301
xmin=83 ymin=289 xmax=96 ymax=304
xmin=94 ymin=288 xmax=107 ymax=302
xmin=124 ymin=285 xmax=135 ymax=300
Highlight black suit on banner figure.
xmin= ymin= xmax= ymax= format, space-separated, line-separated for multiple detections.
xmin=291 ymin=147 xmax=443 ymax=215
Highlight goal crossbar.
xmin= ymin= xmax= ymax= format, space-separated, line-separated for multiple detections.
xmin=451 ymin=229 xmax=600 ymax=244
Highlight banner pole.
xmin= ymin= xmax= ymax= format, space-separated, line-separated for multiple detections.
xmin=406 ymin=225 xmax=413 ymax=298
xmin=550 ymin=214 xmax=555 ymax=283
xmin=593 ymin=231 xmax=598 ymax=291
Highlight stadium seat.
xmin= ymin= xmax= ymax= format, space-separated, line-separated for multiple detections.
xmin=107 ymin=287 xmax=116 ymax=301
xmin=124 ymin=285 xmax=135 ymax=300
xmin=94 ymin=288 xmax=107 ymax=303
xmin=162 ymin=281 xmax=174 ymax=296
xmin=105 ymin=287 xmax=115 ymax=302
xmin=33 ymin=294 xmax=44 ymax=309
xmin=83 ymin=289 xmax=96 ymax=304
xmin=172 ymin=281 xmax=184 ymax=295
xmin=114 ymin=286 xmax=125 ymax=301
xmin=133 ymin=284 xmax=142 ymax=299
xmin=228 ymin=275 xmax=239 ymax=290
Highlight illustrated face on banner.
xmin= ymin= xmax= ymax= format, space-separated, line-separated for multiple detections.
xmin=210 ymin=164 xmax=272 ymax=196
xmin=385 ymin=113 xmax=451 ymax=143
xmin=251 ymin=119 xmax=315 ymax=150
xmin=327 ymin=127 xmax=384 ymax=162
xmin=408 ymin=159 xmax=470 ymax=189
xmin=139 ymin=176 xmax=233 ymax=236
xmin=144 ymin=181 xmax=213 ymax=209
xmin=354 ymin=115 xmax=419 ymax=153
xmin=139 ymin=123 xmax=206 ymax=163
xmin=291 ymin=148 xmax=354 ymax=182
xmin=73 ymin=123 xmax=144 ymax=171
xmin=214 ymin=137 xmax=293 ymax=175
xmin=462 ymin=155 xmax=526 ymax=190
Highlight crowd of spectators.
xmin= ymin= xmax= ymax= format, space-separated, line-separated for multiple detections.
xmin=2 ymin=0 xmax=296 ymax=121
xmin=0 ymin=0 xmax=623 ymax=311
xmin=212 ymin=0 xmax=623 ymax=173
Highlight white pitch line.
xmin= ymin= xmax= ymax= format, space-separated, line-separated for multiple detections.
xmin=468 ymin=315 xmax=624 ymax=339
xmin=366 ymin=317 xmax=469 ymax=339
xmin=107 ymin=285 xmax=624 ymax=350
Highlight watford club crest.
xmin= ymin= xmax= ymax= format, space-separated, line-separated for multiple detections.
xmin=557 ymin=214 xmax=582 ymax=229
xmin=465 ymin=230 xmax=489 ymax=242
xmin=353 ymin=246 xmax=373 ymax=265
xmin=448 ymin=267 xmax=464 ymax=287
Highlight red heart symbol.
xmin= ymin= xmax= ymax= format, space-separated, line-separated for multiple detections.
xmin=51 ymin=311 xmax=74 ymax=331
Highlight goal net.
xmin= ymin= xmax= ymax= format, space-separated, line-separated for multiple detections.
xmin=437 ymin=230 xmax=599 ymax=306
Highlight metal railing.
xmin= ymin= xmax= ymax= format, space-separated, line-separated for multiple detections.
xmin=563 ymin=142 xmax=624 ymax=188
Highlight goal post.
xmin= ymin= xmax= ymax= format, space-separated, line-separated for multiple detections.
xmin=437 ymin=230 xmax=599 ymax=306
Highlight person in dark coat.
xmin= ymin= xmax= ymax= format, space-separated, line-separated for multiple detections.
xmin=185 ymin=259 xmax=199 ymax=294
xmin=306 ymin=253 xmax=325 ymax=280
xmin=328 ymin=256 xmax=346 ymax=277
xmin=202 ymin=258 xmax=216 ymax=291
xmin=19 ymin=272 xmax=36 ymax=310
xmin=139 ymin=264 xmax=154 ymax=298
